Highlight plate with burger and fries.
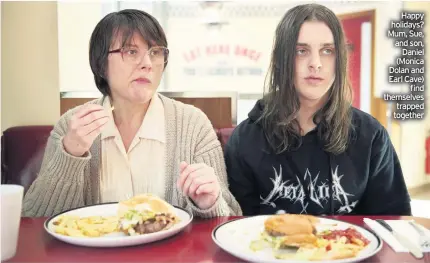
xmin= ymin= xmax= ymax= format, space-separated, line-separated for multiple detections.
xmin=212 ymin=214 xmax=383 ymax=263
xmin=44 ymin=194 xmax=193 ymax=247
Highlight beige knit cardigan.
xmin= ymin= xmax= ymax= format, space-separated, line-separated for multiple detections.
xmin=22 ymin=94 xmax=242 ymax=218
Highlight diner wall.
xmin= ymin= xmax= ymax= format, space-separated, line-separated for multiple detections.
xmin=55 ymin=1 xmax=405 ymax=98
xmin=1 ymin=1 xmax=60 ymax=132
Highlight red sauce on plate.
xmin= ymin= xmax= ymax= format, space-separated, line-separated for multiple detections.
xmin=320 ymin=227 xmax=370 ymax=246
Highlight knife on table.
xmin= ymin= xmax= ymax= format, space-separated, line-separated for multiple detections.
xmin=376 ymin=219 xmax=424 ymax=259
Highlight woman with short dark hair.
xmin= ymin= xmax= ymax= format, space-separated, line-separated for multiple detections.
xmin=225 ymin=3 xmax=411 ymax=216
xmin=23 ymin=9 xmax=242 ymax=218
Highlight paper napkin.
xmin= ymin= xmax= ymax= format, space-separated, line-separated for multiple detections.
xmin=363 ymin=218 xmax=430 ymax=253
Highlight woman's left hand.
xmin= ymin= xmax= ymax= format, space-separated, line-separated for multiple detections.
xmin=177 ymin=161 xmax=220 ymax=210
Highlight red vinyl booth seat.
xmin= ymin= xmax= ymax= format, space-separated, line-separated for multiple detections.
xmin=1 ymin=125 xmax=235 ymax=193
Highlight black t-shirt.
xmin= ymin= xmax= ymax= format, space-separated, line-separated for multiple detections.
xmin=225 ymin=100 xmax=411 ymax=216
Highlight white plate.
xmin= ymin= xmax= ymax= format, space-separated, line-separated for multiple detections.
xmin=44 ymin=203 xmax=192 ymax=247
xmin=212 ymin=215 xmax=383 ymax=263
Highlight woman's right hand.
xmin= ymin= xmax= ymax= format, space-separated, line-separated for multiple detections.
xmin=63 ymin=104 xmax=110 ymax=157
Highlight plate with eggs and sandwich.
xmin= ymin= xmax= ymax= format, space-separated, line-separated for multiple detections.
xmin=212 ymin=214 xmax=382 ymax=263
xmin=44 ymin=194 xmax=192 ymax=247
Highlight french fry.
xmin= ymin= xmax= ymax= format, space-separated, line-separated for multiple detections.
xmin=82 ymin=228 xmax=101 ymax=237
xmin=65 ymin=227 xmax=86 ymax=237
xmin=76 ymin=220 xmax=89 ymax=230
xmin=351 ymin=237 xmax=364 ymax=246
xmin=88 ymin=216 xmax=104 ymax=224
xmin=54 ymin=226 xmax=67 ymax=235
xmin=51 ymin=215 xmax=120 ymax=238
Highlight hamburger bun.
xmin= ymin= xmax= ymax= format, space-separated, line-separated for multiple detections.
xmin=118 ymin=194 xmax=176 ymax=218
xmin=265 ymin=214 xmax=319 ymax=236
xmin=264 ymin=214 xmax=320 ymax=248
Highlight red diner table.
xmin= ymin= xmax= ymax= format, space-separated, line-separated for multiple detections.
xmin=5 ymin=215 xmax=430 ymax=263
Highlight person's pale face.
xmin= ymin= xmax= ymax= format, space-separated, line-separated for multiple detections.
xmin=106 ymin=32 xmax=164 ymax=105
xmin=294 ymin=21 xmax=336 ymax=103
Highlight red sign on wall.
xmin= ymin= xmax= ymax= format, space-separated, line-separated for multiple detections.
xmin=183 ymin=44 xmax=262 ymax=63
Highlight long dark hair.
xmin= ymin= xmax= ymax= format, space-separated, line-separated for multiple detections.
xmin=259 ymin=3 xmax=353 ymax=155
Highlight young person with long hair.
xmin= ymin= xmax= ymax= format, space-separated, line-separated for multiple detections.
xmin=225 ymin=3 xmax=411 ymax=216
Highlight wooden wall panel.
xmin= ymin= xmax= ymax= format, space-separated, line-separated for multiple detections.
xmin=60 ymin=97 xmax=232 ymax=129
xmin=61 ymin=98 xmax=95 ymax=115
xmin=174 ymin=97 xmax=232 ymax=128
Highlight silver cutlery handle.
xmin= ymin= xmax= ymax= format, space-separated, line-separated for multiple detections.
xmin=376 ymin=219 xmax=393 ymax=232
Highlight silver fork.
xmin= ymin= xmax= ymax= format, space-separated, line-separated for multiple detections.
xmin=409 ymin=221 xmax=430 ymax=249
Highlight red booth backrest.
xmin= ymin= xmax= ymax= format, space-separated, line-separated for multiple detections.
xmin=1 ymin=125 xmax=235 ymax=193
